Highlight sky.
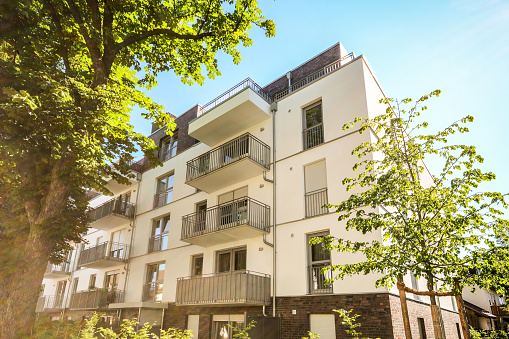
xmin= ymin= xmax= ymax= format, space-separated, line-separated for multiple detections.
xmin=130 ymin=0 xmax=509 ymax=210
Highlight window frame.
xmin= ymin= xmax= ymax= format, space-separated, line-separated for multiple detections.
xmin=160 ymin=131 xmax=178 ymax=162
xmin=302 ymin=100 xmax=324 ymax=150
xmin=307 ymin=231 xmax=332 ymax=294
xmin=191 ymin=254 xmax=204 ymax=277
xmin=215 ymin=247 xmax=247 ymax=274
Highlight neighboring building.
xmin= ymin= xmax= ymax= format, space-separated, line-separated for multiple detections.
xmin=40 ymin=43 xmax=471 ymax=338
xmin=463 ymin=288 xmax=508 ymax=331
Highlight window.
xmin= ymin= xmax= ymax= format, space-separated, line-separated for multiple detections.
xmin=160 ymin=132 xmax=178 ymax=162
xmin=89 ymin=274 xmax=97 ymax=289
xmin=456 ymin=323 xmax=462 ymax=339
xmin=303 ymin=101 xmax=323 ymax=150
xmin=104 ymin=270 xmax=119 ymax=290
xmin=304 ymin=160 xmax=328 ymax=218
xmin=418 ymin=318 xmax=427 ymax=339
xmin=110 ymin=229 xmax=126 ymax=259
xmin=154 ymin=173 xmax=174 ymax=208
xmin=410 ymin=272 xmax=421 ymax=301
xmin=144 ymin=262 xmax=165 ymax=302
xmin=218 ymin=187 xmax=248 ymax=227
xmin=149 ymin=216 xmax=170 ymax=252
xmin=56 ymin=280 xmax=67 ymax=308
xmin=191 ymin=255 xmax=203 ymax=276
xmin=216 ymin=247 xmax=247 ymax=273
xmin=194 ymin=201 xmax=207 ymax=233
xmin=211 ymin=315 xmax=244 ymax=339
xmin=307 ymin=232 xmax=332 ymax=294
xmin=72 ymin=278 xmax=79 ymax=293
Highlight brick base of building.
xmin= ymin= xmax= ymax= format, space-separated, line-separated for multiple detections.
xmin=161 ymin=293 xmax=462 ymax=339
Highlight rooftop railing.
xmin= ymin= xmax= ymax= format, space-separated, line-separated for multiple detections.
xmin=181 ymin=197 xmax=270 ymax=240
xmin=87 ymin=197 xmax=135 ymax=223
xmin=176 ymin=270 xmax=270 ymax=305
xmin=197 ymin=78 xmax=271 ymax=117
xmin=273 ymin=53 xmax=355 ymax=101
xmin=185 ymin=133 xmax=270 ymax=183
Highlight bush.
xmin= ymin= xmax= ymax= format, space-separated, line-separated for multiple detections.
xmin=470 ymin=329 xmax=509 ymax=339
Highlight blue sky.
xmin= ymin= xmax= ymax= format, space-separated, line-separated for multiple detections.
xmin=131 ymin=0 xmax=509 ymax=207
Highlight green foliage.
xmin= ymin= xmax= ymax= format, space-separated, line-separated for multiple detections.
xmin=229 ymin=320 xmax=256 ymax=339
xmin=32 ymin=316 xmax=85 ymax=339
xmin=334 ymin=309 xmax=380 ymax=339
xmin=470 ymin=328 xmax=509 ymax=339
xmin=316 ymin=90 xmax=509 ymax=296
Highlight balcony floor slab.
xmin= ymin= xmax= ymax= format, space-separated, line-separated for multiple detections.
xmin=182 ymin=223 xmax=268 ymax=247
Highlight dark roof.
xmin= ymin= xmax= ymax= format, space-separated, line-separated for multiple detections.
xmin=464 ymin=300 xmax=497 ymax=318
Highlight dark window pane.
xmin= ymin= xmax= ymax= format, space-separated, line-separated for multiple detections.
xmin=311 ymin=237 xmax=330 ymax=262
xmin=217 ymin=252 xmax=231 ymax=273
xmin=234 ymin=249 xmax=247 ymax=271
xmin=305 ymin=104 xmax=322 ymax=128
xmin=193 ymin=256 xmax=203 ymax=276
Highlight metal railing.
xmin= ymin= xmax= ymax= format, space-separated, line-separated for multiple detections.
xmin=197 ymin=78 xmax=271 ymax=117
xmin=45 ymin=262 xmax=71 ymax=275
xmin=186 ymin=133 xmax=270 ymax=183
xmin=305 ymin=188 xmax=329 ymax=218
xmin=36 ymin=295 xmax=65 ymax=312
xmin=273 ymin=53 xmax=356 ymax=101
xmin=142 ymin=282 xmax=164 ymax=302
xmin=69 ymin=289 xmax=124 ymax=309
xmin=303 ymin=123 xmax=324 ymax=150
xmin=181 ymin=197 xmax=270 ymax=240
xmin=491 ymin=305 xmax=508 ymax=316
xmin=148 ymin=233 xmax=169 ymax=253
xmin=88 ymin=197 xmax=135 ymax=223
xmin=153 ymin=188 xmax=173 ymax=208
xmin=176 ymin=270 xmax=271 ymax=305
xmin=78 ymin=242 xmax=129 ymax=267
xmin=308 ymin=264 xmax=333 ymax=294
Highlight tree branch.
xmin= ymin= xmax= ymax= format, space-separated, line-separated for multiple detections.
xmin=117 ymin=29 xmax=214 ymax=51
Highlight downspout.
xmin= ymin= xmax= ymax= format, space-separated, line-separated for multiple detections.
xmin=270 ymin=102 xmax=278 ymax=317
xmin=122 ymin=173 xmax=143 ymax=316
xmin=263 ymin=174 xmax=274 ymax=248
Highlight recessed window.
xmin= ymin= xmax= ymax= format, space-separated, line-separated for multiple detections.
xmin=216 ymin=247 xmax=247 ymax=273
xmin=307 ymin=231 xmax=332 ymax=294
xmin=191 ymin=255 xmax=203 ymax=276
xmin=144 ymin=262 xmax=165 ymax=302
xmin=418 ymin=318 xmax=427 ymax=339
xmin=89 ymin=274 xmax=96 ymax=289
xmin=303 ymin=101 xmax=324 ymax=150
xmin=160 ymin=131 xmax=178 ymax=162
xmin=304 ymin=160 xmax=328 ymax=218
xmin=149 ymin=216 xmax=170 ymax=253
xmin=154 ymin=173 xmax=174 ymax=208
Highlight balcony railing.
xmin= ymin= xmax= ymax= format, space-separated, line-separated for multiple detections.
xmin=308 ymin=264 xmax=333 ymax=294
xmin=303 ymin=123 xmax=324 ymax=150
xmin=78 ymin=242 xmax=129 ymax=267
xmin=198 ymin=78 xmax=271 ymax=117
xmin=181 ymin=197 xmax=270 ymax=240
xmin=491 ymin=305 xmax=508 ymax=317
xmin=36 ymin=295 xmax=65 ymax=312
xmin=148 ymin=233 xmax=169 ymax=253
xmin=45 ymin=262 xmax=71 ymax=275
xmin=142 ymin=282 xmax=164 ymax=302
xmin=69 ymin=289 xmax=124 ymax=309
xmin=185 ymin=133 xmax=270 ymax=183
xmin=273 ymin=53 xmax=356 ymax=101
xmin=153 ymin=188 xmax=173 ymax=209
xmin=88 ymin=197 xmax=135 ymax=223
xmin=305 ymin=188 xmax=329 ymax=218
xmin=176 ymin=271 xmax=271 ymax=305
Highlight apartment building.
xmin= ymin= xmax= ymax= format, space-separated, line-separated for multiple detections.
xmin=38 ymin=43 xmax=486 ymax=338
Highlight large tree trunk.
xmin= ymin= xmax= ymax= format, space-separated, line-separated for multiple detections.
xmin=0 ymin=234 xmax=55 ymax=338
xmin=397 ymin=277 xmax=413 ymax=339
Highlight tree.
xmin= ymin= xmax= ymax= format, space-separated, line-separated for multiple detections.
xmin=0 ymin=0 xmax=275 ymax=336
xmin=317 ymin=91 xmax=509 ymax=339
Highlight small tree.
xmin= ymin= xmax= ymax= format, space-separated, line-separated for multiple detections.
xmin=319 ymin=90 xmax=509 ymax=339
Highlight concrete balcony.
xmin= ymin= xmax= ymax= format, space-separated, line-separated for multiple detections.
xmin=36 ymin=295 xmax=65 ymax=313
xmin=44 ymin=262 xmax=71 ymax=278
xmin=78 ymin=242 xmax=129 ymax=269
xmin=185 ymin=133 xmax=270 ymax=193
xmin=69 ymin=289 xmax=124 ymax=310
xmin=188 ymin=78 xmax=271 ymax=146
xmin=181 ymin=197 xmax=270 ymax=247
xmin=176 ymin=271 xmax=270 ymax=306
xmin=87 ymin=197 xmax=135 ymax=231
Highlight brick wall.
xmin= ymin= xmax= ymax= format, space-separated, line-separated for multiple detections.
xmin=275 ymin=294 xmax=394 ymax=339
xmin=389 ymin=294 xmax=461 ymax=339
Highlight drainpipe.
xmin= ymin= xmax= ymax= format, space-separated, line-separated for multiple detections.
xmin=122 ymin=173 xmax=142 ymax=317
xmin=270 ymin=101 xmax=278 ymax=317
xmin=263 ymin=173 xmax=274 ymax=248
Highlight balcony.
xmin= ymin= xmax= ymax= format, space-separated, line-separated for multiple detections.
xmin=188 ymin=78 xmax=271 ymax=146
xmin=44 ymin=262 xmax=71 ymax=278
xmin=491 ymin=305 xmax=508 ymax=317
xmin=181 ymin=197 xmax=270 ymax=247
xmin=305 ymin=188 xmax=329 ymax=218
xmin=176 ymin=271 xmax=270 ymax=306
xmin=185 ymin=133 xmax=270 ymax=192
xmin=87 ymin=197 xmax=135 ymax=231
xmin=36 ymin=295 xmax=65 ymax=312
xmin=78 ymin=242 xmax=129 ymax=269
xmin=69 ymin=289 xmax=124 ymax=310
